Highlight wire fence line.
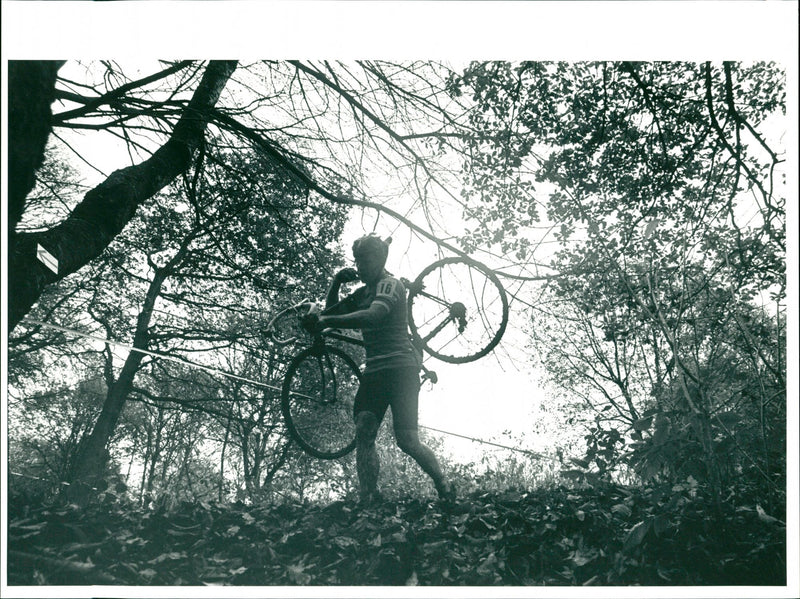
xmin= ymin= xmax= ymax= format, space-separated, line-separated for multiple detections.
xmin=22 ymin=318 xmax=284 ymax=392
xmin=18 ymin=317 xmax=557 ymax=461
xmin=419 ymin=425 xmax=560 ymax=463
xmin=9 ymin=470 xmax=100 ymax=491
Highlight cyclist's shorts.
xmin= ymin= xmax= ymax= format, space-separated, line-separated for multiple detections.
xmin=353 ymin=366 xmax=420 ymax=431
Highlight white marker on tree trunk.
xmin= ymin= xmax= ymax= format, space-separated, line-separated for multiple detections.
xmin=36 ymin=244 xmax=58 ymax=273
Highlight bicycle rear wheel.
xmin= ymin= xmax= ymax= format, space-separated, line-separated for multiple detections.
xmin=281 ymin=345 xmax=360 ymax=459
xmin=407 ymin=257 xmax=508 ymax=364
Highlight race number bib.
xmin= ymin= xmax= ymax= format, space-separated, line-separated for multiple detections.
xmin=376 ymin=279 xmax=398 ymax=303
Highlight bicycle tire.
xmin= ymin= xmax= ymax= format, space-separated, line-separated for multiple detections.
xmin=407 ymin=256 xmax=509 ymax=364
xmin=281 ymin=345 xmax=361 ymax=459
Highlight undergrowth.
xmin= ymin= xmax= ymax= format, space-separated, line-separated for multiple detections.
xmin=7 ymin=481 xmax=785 ymax=587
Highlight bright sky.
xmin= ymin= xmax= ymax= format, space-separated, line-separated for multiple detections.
xmin=2 ymin=3 xmax=798 ymax=598
xmin=344 ymin=209 xmax=563 ymax=463
xmin=23 ymin=56 xmax=565 ymax=464
xmin=3 ymin=0 xmax=797 ymax=451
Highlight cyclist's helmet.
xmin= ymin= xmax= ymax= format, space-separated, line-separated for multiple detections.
xmin=352 ymin=234 xmax=391 ymax=265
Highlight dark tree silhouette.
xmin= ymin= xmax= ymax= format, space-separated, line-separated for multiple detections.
xmin=8 ymin=60 xmax=238 ymax=329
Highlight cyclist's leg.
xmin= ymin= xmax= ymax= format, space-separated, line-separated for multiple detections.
xmin=353 ymin=374 xmax=388 ymax=501
xmin=390 ymin=368 xmax=450 ymax=497
xmin=355 ymin=411 xmax=380 ymax=500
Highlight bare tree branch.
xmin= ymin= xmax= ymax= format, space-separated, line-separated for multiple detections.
xmin=52 ymin=61 xmax=194 ymax=122
xmin=9 ymin=61 xmax=238 ymax=330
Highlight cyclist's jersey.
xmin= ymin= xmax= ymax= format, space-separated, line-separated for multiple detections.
xmin=339 ymin=275 xmax=420 ymax=374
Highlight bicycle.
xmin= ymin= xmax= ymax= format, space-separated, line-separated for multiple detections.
xmin=267 ymin=256 xmax=509 ymax=459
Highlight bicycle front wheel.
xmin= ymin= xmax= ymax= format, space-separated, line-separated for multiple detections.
xmin=407 ymin=257 xmax=509 ymax=364
xmin=281 ymin=345 xmax=361 ymax=459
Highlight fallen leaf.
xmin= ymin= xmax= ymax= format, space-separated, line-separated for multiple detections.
xmin=756 ymin=505 xmax=783 ymax=525
xmin=623 ymin=520 xmax=650 ymax=552
xmin=611 ymin=503 xmax=632 ymax=518
xmin=286 ymin=562 xmax=311 ymax=585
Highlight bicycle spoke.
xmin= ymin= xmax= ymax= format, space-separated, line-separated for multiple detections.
xmin=427 ymin=327 xmax=463 ymax=355
xmin=282 ymin=346 xmax=359 ymax=458
xmin=408 ymin=257 xmax=508 ymax=364
xmin=472 ymin=270 xmax=503 ymax=338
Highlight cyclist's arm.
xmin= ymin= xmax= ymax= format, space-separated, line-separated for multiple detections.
xmin=325 ymin=279 xmax=343 ymax=310
xmin=325 ymin=268 xmax=358 ymax=310
xmin=319 ymin=301 xmax=389 ymax=330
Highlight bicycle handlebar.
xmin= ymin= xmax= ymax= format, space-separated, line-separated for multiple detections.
xmin=267 ymin=299 xmax=438 ymax=384
xmin=267 ymin=300 xmax=361 ymax=346
xmin=266 ymin=300 xmax=317 ymax=346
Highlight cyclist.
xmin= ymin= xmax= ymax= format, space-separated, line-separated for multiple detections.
xmin=305 ymin=234 xmax=455 ymax=506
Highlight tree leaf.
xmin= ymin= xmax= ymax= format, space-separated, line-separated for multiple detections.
xmin=476 ymin=552 xmax=498 ymax=575
xmin=286 ymin=562 xmax=311 ymax=585
xmin=611 ymin=503 xmax=632 ymax=518
xmin=571 ymin=547 xmax=597 ymax=566
xmin=756 ymin=505 xmax=782 ymax=526
xmin=653 ymin=514 xmax=670 ymax=536
xmin=333 ymin=535 xmax=357 ymax=549
xmin=623 ymin=520 xmax=650 ymax=552
xmin=570 ymin=457 xmax=591 ymax=469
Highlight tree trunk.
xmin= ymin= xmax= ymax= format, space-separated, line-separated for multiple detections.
xmin=8 ymin=60 xmax=237 ymax=330
xmin=219 ymin=415 xmax=231 ymax=502
xmin=144 ymin=410 xmax=165 ymax=504
xmin=66 ymin=353 xmax=148 ymax=503
xmin=138 ymin=425 xmax=153 ymax=506
xmin=8 ymin=61 xmax=65 ymax=237
xmin=66 ymin=254 xmax=176 ymax=504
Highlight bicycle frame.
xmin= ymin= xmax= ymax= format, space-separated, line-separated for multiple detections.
xmin=268 ymin=300 xmax=438 ymax=384
xmin=268 ymin=255 xmax=507 ymax=374
xmin=271 ymin=256 xmax=507 ymax=459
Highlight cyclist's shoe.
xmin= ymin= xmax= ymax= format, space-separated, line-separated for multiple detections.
xmin=437 ymin=482 xmax=457 ymax=507
xmin=358 ymin=490 xmax=384 ymax=509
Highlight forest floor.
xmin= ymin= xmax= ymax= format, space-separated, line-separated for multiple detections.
xmin=6 ymin=483 xmax=786 ymax=587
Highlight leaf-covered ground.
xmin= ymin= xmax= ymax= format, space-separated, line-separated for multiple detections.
xmin=7 ymin=484 xmax=785 ymax=587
